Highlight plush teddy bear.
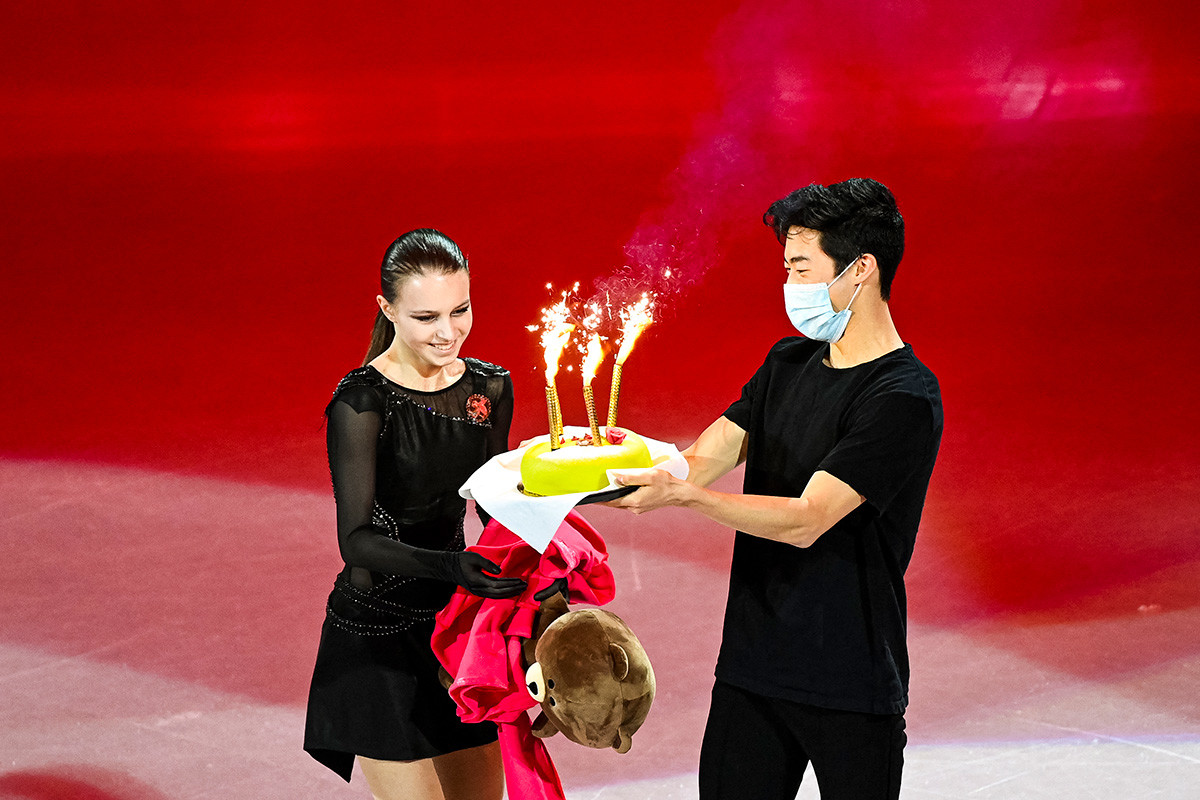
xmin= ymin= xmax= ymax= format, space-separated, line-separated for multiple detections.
xmin=521 ymin=591 xmax=656 ymax=754
xmin=431 ymin=511 xmax=655 ymax=800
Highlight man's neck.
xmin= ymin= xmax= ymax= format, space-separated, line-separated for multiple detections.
xmin=826 ymin=303 xmax=905 ymax=368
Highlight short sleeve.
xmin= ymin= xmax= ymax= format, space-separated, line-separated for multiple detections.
xmin=326 ymin=380 xmax=385 ymax=417
xmin=723 ymin=356 xmax=769 ymax=430
xmin=724 ymin=338 xmax=810 ymax=429
xmin=818 ymin=392 xmax=938 ymax=512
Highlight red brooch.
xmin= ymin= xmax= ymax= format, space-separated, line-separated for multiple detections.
xmin=465 ymin=394 xmax=491 ymax=423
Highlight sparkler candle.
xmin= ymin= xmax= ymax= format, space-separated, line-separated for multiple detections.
xmin=581 ymin=333 xmax=605 ymax=446
xmin=606 ymin=364 xmax=622 ymax=429
xmin=545 ymin=384 xmax=563 ymax=448
xmin=536 ymin=296 xmax=575 ymax=450
xmin=606 ymin=294 xmax=655 ymax=428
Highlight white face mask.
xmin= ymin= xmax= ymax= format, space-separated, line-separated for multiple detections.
xmin=782 ymin=255 xmax=863 ymax=343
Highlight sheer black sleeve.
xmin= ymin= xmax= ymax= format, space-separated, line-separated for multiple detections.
xmin=326 ymin=386 xmax=455 ymax=580
xmin=486 ymin=373 xmax=514 ymax=460
xmin=474 ymin=372 xmax=513 ymax=527
xmin=325 ymin=375 xmax=527 ymax=598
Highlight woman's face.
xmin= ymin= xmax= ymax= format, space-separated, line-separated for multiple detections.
xmin=379 ymin=270 xmax=472 ymax=372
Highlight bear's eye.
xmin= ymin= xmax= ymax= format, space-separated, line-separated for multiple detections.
xmin=525 ymin=663 xmax=546 ymax=702
xmin=549 ymin=697 xmax=556 ymax=707
xmin=547 ymin=679 xmax=555 ymax=690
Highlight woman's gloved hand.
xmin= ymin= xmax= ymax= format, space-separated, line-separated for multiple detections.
xmin=533 ymin=576 xmax=569 ymax=602
xmin=444 ymin=551 xmax=527 ymax=599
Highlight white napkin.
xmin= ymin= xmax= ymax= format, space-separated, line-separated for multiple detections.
xmin=459 ymin=426 xmax=688 ymax=552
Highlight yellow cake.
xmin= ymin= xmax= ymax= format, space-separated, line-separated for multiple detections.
xmin=520 ymin=428 xmax=652 ymax=496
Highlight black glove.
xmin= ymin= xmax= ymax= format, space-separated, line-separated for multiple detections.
xmin=534 ymin=576 xmax=569 ymax=602
xmin=443 ymin=551 xmax=527 ymax=599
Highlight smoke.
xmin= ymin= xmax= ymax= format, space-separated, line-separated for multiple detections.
xmin=590 ymin=4 xmax=793 ymax=313
xmin=591 ymin=129 xmax=765 ymax=314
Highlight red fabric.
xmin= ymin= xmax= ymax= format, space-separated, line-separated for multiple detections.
xmin=431 ymin=511 xmax=615 ymax=800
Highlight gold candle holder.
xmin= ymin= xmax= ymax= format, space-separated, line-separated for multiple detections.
xmin=583 ymin=384 xmax=602 ymax=446
xmin=606 ymin=362 xmax=623 ymax=428
xmin=553 ymin=385 xmax=564 ymax=441
xmin=546 ymin=384 xmax=563 ymax=450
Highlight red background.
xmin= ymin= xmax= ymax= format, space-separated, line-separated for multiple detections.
xmin=2 ymin=0 xmax=1198 ymax=751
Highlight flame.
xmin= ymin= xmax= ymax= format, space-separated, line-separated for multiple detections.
xmin=578 ymin=297 xmax=607 ymax=385
xmin=614 ymin=293 xmax=655 ymax=365
xmin=581 ymin=333 xmax=605 ymax=384
xmin=537 ymin=295 xmax=575 ymax=384
xmin=532 ymin=285 xmax=652 ymax=383
xmin=579 ymin=298 xmax=604 ymax=337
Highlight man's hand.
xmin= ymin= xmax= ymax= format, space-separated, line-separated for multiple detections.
xmin=604 ymin=468 xmax=692 ymax=514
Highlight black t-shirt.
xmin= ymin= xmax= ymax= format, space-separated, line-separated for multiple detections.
xmin=718 ymin=337 xmax=942 ymax=714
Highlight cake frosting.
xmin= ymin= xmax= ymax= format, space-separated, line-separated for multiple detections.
xmin=520 ymin=428 xmax=652 ymax=496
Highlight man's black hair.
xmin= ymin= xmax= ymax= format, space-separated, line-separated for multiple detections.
xmin=763 ymin=178 xmax=905 ymax=300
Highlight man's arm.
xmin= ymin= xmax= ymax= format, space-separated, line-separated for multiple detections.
xmin=682 ymin=416 xmax=749 ymax=488
xmin=610 ymin=461 xmax=864 ymax=549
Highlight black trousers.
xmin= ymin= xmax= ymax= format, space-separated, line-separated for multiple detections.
xmin=699 ymin=680 xmax=906 ymax=800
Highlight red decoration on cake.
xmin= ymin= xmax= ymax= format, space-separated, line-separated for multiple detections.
xmin=605 ymin=428 xmax=627 ymax=445
xmin=466 ymin=394 xmax=491 ymax=423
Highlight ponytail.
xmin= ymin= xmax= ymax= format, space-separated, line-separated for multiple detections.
xmin=363 ymin=309 xmax=394 ymax=366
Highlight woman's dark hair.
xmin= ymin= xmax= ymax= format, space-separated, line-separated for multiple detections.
xmin=763 ymin=178 xmax=905 ymax=301
xmin=364 ymin=228 xmax=469 ymax=365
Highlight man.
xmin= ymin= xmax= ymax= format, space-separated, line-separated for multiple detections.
xmin=610 ymin=178 xmax=943 ymax=799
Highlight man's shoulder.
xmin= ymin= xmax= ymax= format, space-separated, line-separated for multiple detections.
xmin=764 ymin=336 xmax=824 ymax=364
xmin=858 ymin=346 xmax=943 ymax=425
xmin=887 ymin=346 xmax=941 ymax=400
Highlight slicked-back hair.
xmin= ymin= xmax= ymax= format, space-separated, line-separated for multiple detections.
xmin=764 ymin=178 xmax=905 ymax=301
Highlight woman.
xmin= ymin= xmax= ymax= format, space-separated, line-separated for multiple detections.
xmin=304 ymin=229 xmax=526 ymax=800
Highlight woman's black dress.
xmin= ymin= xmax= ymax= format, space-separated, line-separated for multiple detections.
xmin=304 ymin=357 xmax=513 ymax=781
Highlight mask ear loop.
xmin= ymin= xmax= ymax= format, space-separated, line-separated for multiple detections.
xmin=844 ymin=281 xmax=864 ymax=310
xmin=830 ymin=255 xmax=863 ymax=286
xmin=833 ymin=255 xmax=864 ymax=311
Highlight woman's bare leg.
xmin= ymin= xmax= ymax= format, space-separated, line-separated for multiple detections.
xmin=359 ymin=756 xmax=445 ymax=800
xmin=433 ymin=741 xmax=505 ymax=800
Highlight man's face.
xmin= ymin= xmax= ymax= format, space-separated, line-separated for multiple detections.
xmin=783 ymin=226 xmax=838 ymax=285
xmin=782 ymin=226 xmax=857 ymax=310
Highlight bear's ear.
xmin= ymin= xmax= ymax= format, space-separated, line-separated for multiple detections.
xmin=609 ymin=643 xmax=630 ymax=681
xmin=532 ymin=711 xmax=560 ymax=739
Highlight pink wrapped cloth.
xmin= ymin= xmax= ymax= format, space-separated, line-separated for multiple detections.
xmin=431 ymin=510 xmax=615 ymax=800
